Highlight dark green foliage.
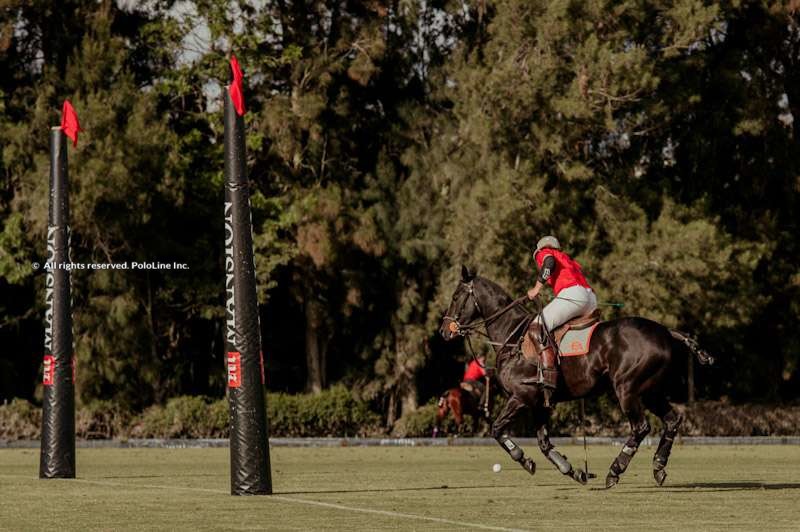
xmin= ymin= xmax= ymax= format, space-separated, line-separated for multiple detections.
xmin=131 ymin=396 xmax=224 ymax=439
xmin=390 ymin=401 xmax=464 ymax=438
xmin=76 ymin=400 xmax=131 ymax=440
xmin=3 ymin=395 xmax=800 ymax=439
xmin=0 ymin=399 xmax=41 ymax=440
xmin=123 ymin=385 xmax=383 ymax=438
xmin=267 ymin=385 xmax=382 ymax=437
xmin=2 ymin=386 xmax=379 ymax=439
xmin=0 ymin=0 xmax=798 ymax=426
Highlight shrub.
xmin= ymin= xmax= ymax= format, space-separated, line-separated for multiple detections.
xmin=207 ymin=399 xmax=230 ymax=438
xmin=126 ymin=386 xmax=382 ymax=438
xmin=6 ymin=392 xmax=797 ymax=440
xmin=392 ymin=399 xmax=493 ymax=438
xmin=677 ymin=400 xmax=800 ymax=437
xmin=266 ymin=385 xmax=382 ymax=437
xmin=0 ymin=399 xmax=40 ymax=440
xmin=549 ymin=394 xmax=630 ymax=436
xmin=130 ymin=396 xmax=227 ymax=438
xmin=392 ymin=403 xmax=439 ymax=437
xmin=76 ymin=400 xmax=131 ymax=439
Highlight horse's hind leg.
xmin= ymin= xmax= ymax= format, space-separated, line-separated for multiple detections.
xmin=471 ymin=411 xmax=480 ymax=435
xmin=451 ymin=393 xmax=465 ymax=434
xmin=491 ymin=395 xmax=536 ymax=475
xmin=537 ymin=423 xmax=588 ymax=485
xmin=647 ymin=398 xmax=683 ymax=486
xmin=605 ymin=396 xmax=651 ymax=489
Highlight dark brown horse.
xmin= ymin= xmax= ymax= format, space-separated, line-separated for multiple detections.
xmin=439 ymin=266 xmax=713 ymax=488
xmin=433 ymin=379 xmax=492 ymax=437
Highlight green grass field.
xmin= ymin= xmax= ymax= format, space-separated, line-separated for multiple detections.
xmin=1 ymin=445 xmax=798 ymax=531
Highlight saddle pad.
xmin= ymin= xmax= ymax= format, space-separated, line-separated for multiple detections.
xmin=558 ymin=323 xmax=599 ymax=357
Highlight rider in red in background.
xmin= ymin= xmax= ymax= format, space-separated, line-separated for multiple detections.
xmin=434 ymin=355 xmax=491 ymax=437
xmin=462 ymin=355 xmax=490 ymax=417
xmin=463 ymin=355 xmax=486 ymax=383
xmin=461 ymin=354 xmax=490 ymax=420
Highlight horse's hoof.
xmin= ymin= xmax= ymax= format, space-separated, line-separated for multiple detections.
xmin=654 ymin=468 xmax=667 ymax=486
xmin=605 ymin=473 xmax=620 ymax=489
xmin=573 ymin=468 xmax=588 ymax=485
xmin=522 ymin=458 xmax=536 ymax=476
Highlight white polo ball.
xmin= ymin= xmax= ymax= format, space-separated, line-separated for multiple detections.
xmin=492 ymin=463 xmax=502 ymax=473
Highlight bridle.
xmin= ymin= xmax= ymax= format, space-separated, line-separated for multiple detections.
xmin=442 ymin=280 xmax=487 ymax=337
xmin=443 ymin=280 xmax=533 ymax=365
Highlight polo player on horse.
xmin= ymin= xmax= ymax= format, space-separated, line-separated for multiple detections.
xmin=526 ymin=236 xmax=597 ymax=407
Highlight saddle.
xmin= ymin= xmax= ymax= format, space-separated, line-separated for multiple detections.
xmin=521 ymin=309 xmax=601 ymax=362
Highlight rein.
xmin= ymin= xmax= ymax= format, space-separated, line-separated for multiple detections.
xmin=443 ymin=282 xmax=530 ymax=336
xmin=444 ymin=281 xmax=532 ymax=369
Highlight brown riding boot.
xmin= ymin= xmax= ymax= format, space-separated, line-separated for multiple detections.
xmin=539 ymin=343 xmax=558 ymax=408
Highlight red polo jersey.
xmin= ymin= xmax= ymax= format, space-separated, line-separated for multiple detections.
xmin=534 ymin=248 xmax=591 ymax=295
xmin=463 ymin=359 xmax=486 ymax=381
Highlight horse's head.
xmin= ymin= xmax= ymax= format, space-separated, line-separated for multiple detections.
xmin=439 ymin=265 xmax=483 ymax=341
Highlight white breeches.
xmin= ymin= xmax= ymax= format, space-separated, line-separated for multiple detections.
xmin=535 ymin=285 xmax=597 ymax=331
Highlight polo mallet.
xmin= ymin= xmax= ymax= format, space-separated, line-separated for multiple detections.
xmin=581 ymin=399 xmax=597 ymax=479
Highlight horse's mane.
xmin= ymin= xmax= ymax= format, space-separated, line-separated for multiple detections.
xmin=475 ymin=275 xmax=516 ymax=305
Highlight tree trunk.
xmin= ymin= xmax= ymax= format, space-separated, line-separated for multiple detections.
xmin=304 ymin=292 xmax=327 ymax=394
xmin=145 ymin=271 xmax=160 ymax=400
xmin=387 ymin=373 xmax=418 ymax=429
xmin=400 ymin=380 xmax=418 ymax=417
xmin=386 ymin=391 xmax=397 ymax=428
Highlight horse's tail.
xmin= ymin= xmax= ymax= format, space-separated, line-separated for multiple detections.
xmin=669 ymin=329 xmax=715 ymax=366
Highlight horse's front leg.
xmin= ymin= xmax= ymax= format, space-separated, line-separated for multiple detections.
xmin=537 ymin=423 xmax=588 ymax=485
xmin=433 ymin=394 xmax=448 ymax=438
xmin=490 ymin=395 xmax=536 ymax=475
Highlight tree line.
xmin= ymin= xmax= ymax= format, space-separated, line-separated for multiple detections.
xmin=1 ymin=1 xmax=798 ymax=423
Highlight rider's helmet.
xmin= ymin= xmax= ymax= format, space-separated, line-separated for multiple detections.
xmin=535 ymin=235 xmax=560 ymax=252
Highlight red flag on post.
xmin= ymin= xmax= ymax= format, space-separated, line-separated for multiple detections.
xmin=229 ymin=55 xmax=246 ymax=116
xmin=60 ymin=100 xmax=81 ymax=147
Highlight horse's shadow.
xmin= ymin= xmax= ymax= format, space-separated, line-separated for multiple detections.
xmin=654 ymin=481 xmax=800 ymax=492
